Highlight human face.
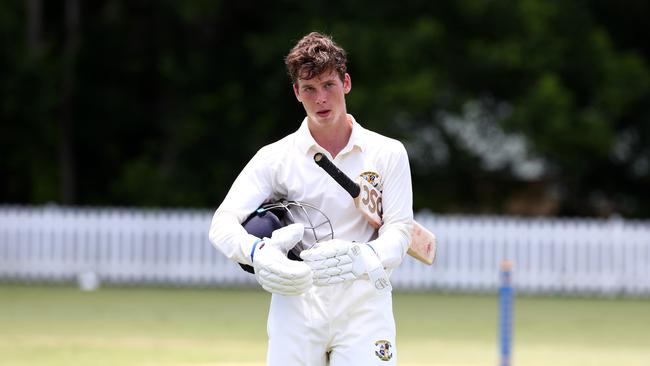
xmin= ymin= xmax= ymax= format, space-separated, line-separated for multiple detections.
xmin=293 ymin=69 xmax=351 ymax=127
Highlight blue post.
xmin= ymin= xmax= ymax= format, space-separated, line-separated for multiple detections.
xmin=499 ymin=261 xmax=514 ymax=366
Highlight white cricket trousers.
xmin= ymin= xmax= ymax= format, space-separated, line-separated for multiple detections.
xmin=266 ymin=279 xmax=397 ymax=365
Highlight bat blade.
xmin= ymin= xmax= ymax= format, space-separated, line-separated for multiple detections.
xmin=355 ymin=177 xmax=383 ymax=229
xmin=407 ymin=221 xmax=437 ymax=265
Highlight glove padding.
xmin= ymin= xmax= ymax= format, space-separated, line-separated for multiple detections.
xmin=300 ymin=239 xmax=392 ymax=293
xmin=253 ymin=223 xmax=313 ymax=296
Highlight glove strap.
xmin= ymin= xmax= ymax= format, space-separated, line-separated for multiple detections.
xmin=250 ymin=238 xmax=263 ymax=263
xmin=367 ymin=266 xmax=392 ymax=294
xmin=357 ymin=244 xmax=392 ymax=294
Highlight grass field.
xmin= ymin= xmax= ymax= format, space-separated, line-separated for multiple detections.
xmin=1 ymin=285 xmax=649 ymax=366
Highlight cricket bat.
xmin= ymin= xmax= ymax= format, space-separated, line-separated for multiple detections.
xmin=313 ymin=153 xmax=437 ymax=265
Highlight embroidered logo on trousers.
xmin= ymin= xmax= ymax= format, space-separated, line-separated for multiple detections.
xmin=374 ymin=340 xmax=393 ymax=361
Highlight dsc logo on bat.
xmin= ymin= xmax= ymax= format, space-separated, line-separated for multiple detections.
xmin=358 ymin=178 xmax=383 ymax=216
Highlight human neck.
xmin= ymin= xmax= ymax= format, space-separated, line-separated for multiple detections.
xmin=308 ymin=114 xmax=353 ymax=159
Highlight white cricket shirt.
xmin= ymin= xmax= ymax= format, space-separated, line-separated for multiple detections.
xmin=209 ymin=115 xmax=413 ymax=269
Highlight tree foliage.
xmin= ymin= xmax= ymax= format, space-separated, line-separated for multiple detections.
xmin=1 ymin=0 xmax=649 ymax=217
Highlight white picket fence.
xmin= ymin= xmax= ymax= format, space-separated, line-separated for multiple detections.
xmin=1 ymin=206 xmax=649 ymax=296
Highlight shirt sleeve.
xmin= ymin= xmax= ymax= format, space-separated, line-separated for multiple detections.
xmin=367 ymin=141 xmax=414 ymax=270
xmin=208 ymin=147 xmax=275 ymax=266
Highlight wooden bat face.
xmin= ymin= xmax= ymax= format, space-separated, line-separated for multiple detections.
xmin=407 ymin=222 xmax=437 ymax=265
xmin=356 ymin=175 xmax=436 ymax=265
xmin=355 ymin=177 xmax=382 ymax=229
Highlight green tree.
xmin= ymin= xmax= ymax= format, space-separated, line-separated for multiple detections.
xmin=1 ymin=0 xmax=648 ymax=217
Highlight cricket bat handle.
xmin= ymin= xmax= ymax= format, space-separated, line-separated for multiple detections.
xmin=314 ymin=153 xmax=361 ymax=198
xmin=314 ymin=153 xmax=382 ymax=228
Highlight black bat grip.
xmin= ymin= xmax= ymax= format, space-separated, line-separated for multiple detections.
xmin=313 ymin=153 xmax=361 ymax=198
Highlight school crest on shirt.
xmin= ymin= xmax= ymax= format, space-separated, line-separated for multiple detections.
xmin=360 ymin=171 xmax=382 ymax=191
xmin=374 ymin=340 xmax=393 ymax=361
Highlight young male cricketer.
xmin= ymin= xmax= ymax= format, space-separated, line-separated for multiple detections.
xmin=209 ymin=32 xmax=413 ymax=365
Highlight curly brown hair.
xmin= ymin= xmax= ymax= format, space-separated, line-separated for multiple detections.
xmin=285 ymin=32 xmax=347 ymax=83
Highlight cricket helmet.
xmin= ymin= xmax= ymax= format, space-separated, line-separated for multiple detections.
xmin=239 ymin=200 xmax=333 ymax=274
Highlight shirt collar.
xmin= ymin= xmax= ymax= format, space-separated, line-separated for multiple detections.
xmin=295 ymin=114 xmax=366 ymax=156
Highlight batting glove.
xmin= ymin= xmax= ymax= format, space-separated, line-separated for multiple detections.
xmin=299 ymin=239 xmax=392 ymax=293
xmin=252 ymin=223 xmax=313 ymax=296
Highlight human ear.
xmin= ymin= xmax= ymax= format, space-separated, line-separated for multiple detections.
xmin=343 ymin=73 xmax=352 ymax=94
xmin=293 ymin=83 xmax=302 ymax=102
